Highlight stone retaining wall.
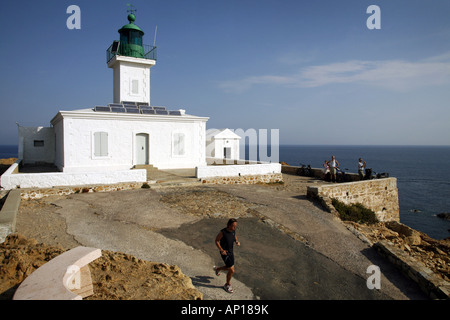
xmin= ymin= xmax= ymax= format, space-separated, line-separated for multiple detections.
xmin=307 ymin=178 xmax=400 ymax=222
xmin=374 ymin=240 xmax=450 ymax=299
xmin=18 ymin=182 xmax=144 ymax=200
xmin=201 ymin=173 xmax=283 ymax=185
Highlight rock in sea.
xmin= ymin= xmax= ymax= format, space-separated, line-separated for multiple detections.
xmin=436 ymin=213 xmax=450 ymax=221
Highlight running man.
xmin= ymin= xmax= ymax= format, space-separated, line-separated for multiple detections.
xmin=214 ymin=218 xmax=240 ymax=293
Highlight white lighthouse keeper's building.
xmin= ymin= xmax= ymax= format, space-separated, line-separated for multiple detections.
xmin=14 ymin=12 xmax=208 ymax=184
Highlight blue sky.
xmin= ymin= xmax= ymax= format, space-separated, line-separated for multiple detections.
xmin=1 ymin=0 xmax=450 ymax=145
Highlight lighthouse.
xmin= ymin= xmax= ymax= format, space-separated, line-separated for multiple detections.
xmin=106 ymin=12 xmax=157 ymax=105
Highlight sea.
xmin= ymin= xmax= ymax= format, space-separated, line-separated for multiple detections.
xmin=1 ymin=144 xmax=450 ymax=240
xmin=276 ymin=145 xmax=450 ymax=240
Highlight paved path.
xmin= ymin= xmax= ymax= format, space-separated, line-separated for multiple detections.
xmin=45 ymin=174 xmax=426 ymax=300
xmin=50 ymin=190 xmax=253 ymax=300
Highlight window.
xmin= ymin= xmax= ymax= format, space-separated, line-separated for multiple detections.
xmin=93 ymin=132 xmax=108 ymax=157
xmin=131 ymin=79 xmax=139 ymax=94
xmin=173 ymin=133 xmax=185 ymax=156
xmin=34 ymin=140 xmax=44 ymax=147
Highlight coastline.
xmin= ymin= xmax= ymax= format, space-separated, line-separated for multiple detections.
xmin=0 ymin=156 xmax=448 ymax=300
xmin=1 ymin=172 xmax=448 ymax=300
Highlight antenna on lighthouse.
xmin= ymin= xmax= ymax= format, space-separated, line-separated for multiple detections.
xmin=126 ymin=3 xmax=137 ymax=15
xmin=153 ymin=25 xmax=158 ymax=47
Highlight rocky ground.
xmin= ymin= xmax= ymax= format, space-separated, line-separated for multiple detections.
xmin=345 ymin=220 xmax=450 ymax=282
xmin=0 ymin=233 xmax=202 ymax=300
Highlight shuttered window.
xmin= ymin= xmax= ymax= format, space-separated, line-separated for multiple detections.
xmin=173 ymin=133 xmax=185 ymax=156
xmin=131 ymin=80 xmax=139 ymax=94
xmin=94 ymin=132 xmax=108 ymax=157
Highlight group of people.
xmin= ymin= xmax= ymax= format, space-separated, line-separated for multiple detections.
xmin=322 ymin=156 xmax=368 ymax=182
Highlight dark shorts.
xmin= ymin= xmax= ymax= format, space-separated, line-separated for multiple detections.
xmin=221 ymin=252 xmax=234 ymax=268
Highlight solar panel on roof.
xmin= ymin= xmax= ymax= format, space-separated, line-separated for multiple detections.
xmin=169 ymin=111 xmax=182 ymax=115
xmin=123 ymin=104 xmax=138 ymax=109
xmin=141 ymin=109 xmax=155 ymax=114
xmin=94 ymin=106 xmax=111 ymax=112
xmin=139 ymin=106 xmax=153 ymax=110
xmin=111 ymin=106 xmax=126 ymax=113
xmin=155 ymin=110 xmax=168 ymax=115
xmin=125 ymin=107 xmax=140 ymax=113
xmin=108 ymin=103 xmax=123 ymax=108
xmin=153 ymin=106 xmax=166 ymax=111
xmin=121 ymin=101 xmax=137 ymax=105
xmin=136 ymin=102 xmax=149 ymax=106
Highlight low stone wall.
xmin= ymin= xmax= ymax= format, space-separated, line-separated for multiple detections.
xmin=201 ymin=173 xmax=283 ymax=185
xmin=307 ymin=178 xmax=399 ymax=222
xmin=281 ymin=165 xmax=361 ymax=181
xmin=18 ymin=182 xmax=144 ymax=200
xmin=374 ymin=240 xmax=450 ymax=299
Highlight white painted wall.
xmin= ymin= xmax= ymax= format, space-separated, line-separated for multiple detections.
xmin=50 ymin=110 xmax=208 ymax=172
xmin=18 ymin=126 xmax=55 ymax=165
xmin=53 ymin=120 xmax=64 ymax=171
xmin=196 ymin=163 xmax=281 ymax=179
xmin=108 ymin=55 xmax=155 ymax=104
xmin=0 ymin=160 xmax=147 ymax=189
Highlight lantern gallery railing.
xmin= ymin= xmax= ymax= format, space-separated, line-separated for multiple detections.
xmin=107 ymin=41 xmax=157 ymax=63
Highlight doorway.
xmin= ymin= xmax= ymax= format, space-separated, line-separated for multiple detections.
xmin=224 ymin=147 xmax=231 ymax=159
xmin=135 ymin=133 xmax=149 ymax=165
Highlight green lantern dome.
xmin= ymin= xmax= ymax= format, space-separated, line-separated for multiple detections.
xmin=117 ymin=13 xmax=145 ymax=58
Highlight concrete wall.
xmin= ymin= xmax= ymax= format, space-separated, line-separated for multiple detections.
xmin=307 ymin=178 xmax=400 ymax=222
xmin=18 ymin=126 xmax=55 ymax=165
xmin=0 ymin=189 xmax=21 ymax=243
xmin=0 ymin=160 xmax=147 ymax=190
xmin=196 ymin=163 xmax=281 ymax=179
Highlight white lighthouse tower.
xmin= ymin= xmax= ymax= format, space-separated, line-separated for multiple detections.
xmin=106 ymin=11 xmax=156 ymax=105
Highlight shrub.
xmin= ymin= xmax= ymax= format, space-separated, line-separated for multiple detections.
xmin=331 ymin=198 xmax=378 ymax=225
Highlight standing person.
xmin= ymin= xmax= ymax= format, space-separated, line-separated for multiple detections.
xmin=328 ymin=155 xmax=339 ymax=182
xmin=213 ymin=218 xmax=240 ymax=293
xmin=358 ymin=158 xmax=366 ymax=180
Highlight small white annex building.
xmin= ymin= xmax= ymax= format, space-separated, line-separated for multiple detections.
xmin=206 ymin=128 xmax=241 ymax=160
